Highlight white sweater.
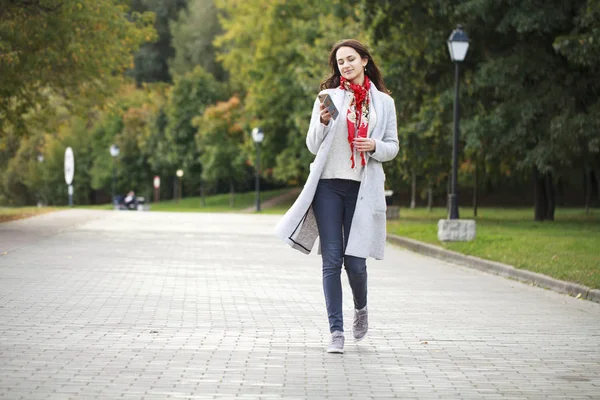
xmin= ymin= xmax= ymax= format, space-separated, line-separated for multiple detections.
xmin=321 ymin=92 xmax=377 ymax=181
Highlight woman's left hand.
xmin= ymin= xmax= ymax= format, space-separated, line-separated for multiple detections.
xmin=354 ymin=137 xmax=376 ymax=152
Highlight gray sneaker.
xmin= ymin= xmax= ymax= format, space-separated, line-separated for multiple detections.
xmin=353 ymin=306 xmax=368 ymax=341
xmin=327 ymin=331 xmax=345 ymax=353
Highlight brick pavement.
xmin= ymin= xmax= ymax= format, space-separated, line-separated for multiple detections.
xmin=0 ymin=209 xmax=599 ymax=399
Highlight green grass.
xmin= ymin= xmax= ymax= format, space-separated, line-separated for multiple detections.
xmin=0 ymin=206 xmax=63 ymax=222
xmin=1 ymin=189 xmax=291 ymax=221
xmin=127 ymin=188 xmax=290 ymax=213
xmin=387 ymin=207 xmax=600 ymax=289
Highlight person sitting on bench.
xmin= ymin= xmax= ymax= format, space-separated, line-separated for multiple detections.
xmin=124 ymin=190 xmax=136 ymax=208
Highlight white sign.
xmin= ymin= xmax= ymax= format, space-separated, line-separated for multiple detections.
xmin=64 ymin=147 xmax=74 ymax=185
xmin=153 ymin=176 xmax=160 ymax=189
xmin=68 ymin=185 xmax=73 ymax=196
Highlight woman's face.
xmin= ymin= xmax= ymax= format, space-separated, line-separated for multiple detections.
xmin=336 ymin=46 xmax=368 ymax=85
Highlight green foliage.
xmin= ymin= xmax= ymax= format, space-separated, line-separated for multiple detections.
xmin=89 ymin=84 xmax=169 ymax=199
xmin=193 ymin=96 xmax=249 ymax=204
xmin=169 ymin=0 xmax=226 ymax=81
xmin=363 ymin=0 xmax=600 ymax=218
xmin=164 ymin=66 xmax=227 ymax=193
xmin=553 ymin=0 xmax=600 ymax=67
xmin=215 ymin=0 xmax=364 ymax=184
xmin=1 ymin=0 xmax=599 ymax=215
xmin=127 ymin=0 xmax=188 ymax=84
xmin=0 ymin=0 xmax=156 ymax=136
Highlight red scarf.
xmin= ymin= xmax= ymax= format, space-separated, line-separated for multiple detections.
xmin=340 ymin=75 xmax=371 ymax=168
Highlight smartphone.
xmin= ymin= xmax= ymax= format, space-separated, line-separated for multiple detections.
xmin=318 ymin=93 xmax=339 ymax=120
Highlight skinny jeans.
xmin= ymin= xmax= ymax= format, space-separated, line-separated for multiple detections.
xmin=312 ymin=178 xmax=368 ymax=333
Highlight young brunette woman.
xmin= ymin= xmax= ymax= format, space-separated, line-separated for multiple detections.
xmin=275 ymin=39 xmax=399 ymax=353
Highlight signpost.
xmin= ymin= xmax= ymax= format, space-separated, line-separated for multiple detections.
xmin=64 ymin=147 xmax=75 ymax=206
xmin=153 ymin=175 xmax=160 ymax=203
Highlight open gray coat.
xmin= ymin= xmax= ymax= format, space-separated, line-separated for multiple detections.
xmin=274 ymin=85 xmax=399 ymax=260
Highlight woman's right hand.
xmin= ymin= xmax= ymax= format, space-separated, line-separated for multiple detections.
xmin=319 ymin=103 xmax=332 ymax=125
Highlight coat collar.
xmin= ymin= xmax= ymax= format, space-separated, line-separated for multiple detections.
xmin=369 ymin=84 xmax=384 ymax=125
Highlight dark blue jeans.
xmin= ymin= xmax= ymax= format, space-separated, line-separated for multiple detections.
xmin=312 ymin=179 xmax=367 ymax=333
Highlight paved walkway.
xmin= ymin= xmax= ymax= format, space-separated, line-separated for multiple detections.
xmin=0 ymin=210 xmax=599 ymax=399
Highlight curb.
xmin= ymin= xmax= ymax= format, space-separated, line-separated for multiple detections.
xmin=387 ymin=234 xmax=599 ymax=304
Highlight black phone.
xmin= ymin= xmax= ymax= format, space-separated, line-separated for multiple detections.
xmin=318 ymin=93 xmax=339 ymax=120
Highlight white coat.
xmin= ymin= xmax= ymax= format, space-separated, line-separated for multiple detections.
xmin=275 ymin=84 xmax=399 ymax=259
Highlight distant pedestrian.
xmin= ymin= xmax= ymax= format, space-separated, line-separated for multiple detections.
xmin=275 ymin=39 xmax=399 ymax=353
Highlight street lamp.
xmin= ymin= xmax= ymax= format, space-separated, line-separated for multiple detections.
xmin=251 ymin=127 xmax=264 ymax=212
xmin=447 ymin=24 xmax=469 ymax=219
xmin=176 ymin=169 xmax=184 ymax=203
xmin=109 ymin=144 xmax=120 ymax=206
xmin=37 ymin=154 xmax=44 ymax=207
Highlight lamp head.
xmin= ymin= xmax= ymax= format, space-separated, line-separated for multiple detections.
xmin=447 ymin=24 xmax=470 ymax=62
xmin=109 ymin=144 xmax=120 ymax=157
xmin=251 ymin=127 xmax=264 ymax=143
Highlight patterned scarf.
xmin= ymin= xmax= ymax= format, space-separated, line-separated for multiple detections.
xmin=340 ymin=75 xmax=371 ymax=168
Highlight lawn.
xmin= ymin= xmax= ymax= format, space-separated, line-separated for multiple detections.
xmin=387 ymin=207 xmax=600 ymax=290
xmin=147 ymin=188 xmax=290 ymax=212
xmin=0 ymin=206 xmax=62 ymax=223
xmin=0 ymin=189 xmax=290 ymax=220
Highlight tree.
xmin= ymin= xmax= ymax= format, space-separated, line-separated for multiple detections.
xmin=193 ymin=96 xmax=249 ymax=205
xmin=127 ymin=0 xmax=189 ymax=84
xmin=169 ymin=0 xmax=226 ymax=81
xmin=0 ymin=0 xmax=156 ymax=137
xmin=456 ymin=0 xmax=600 ymax=220
xmin=363 ymin=0 xmax=600 ymax=219
xmin=362 ymin=0 xmax=457 ymax=206
xmin=164 ymin=66 xmax=226 ymax=196
xmin=215 ymin=0 xmax=364 ymax=184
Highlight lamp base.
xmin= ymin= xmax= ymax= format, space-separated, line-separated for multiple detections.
xmin=437 ymin=219 xmax=476 ymax=242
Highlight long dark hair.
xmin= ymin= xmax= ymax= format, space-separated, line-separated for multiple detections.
xmin=320 ymin=39 xmax=390 ymax=94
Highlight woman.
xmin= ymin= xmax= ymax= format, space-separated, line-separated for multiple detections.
xmin=275 ymin=39 xmax=399 ymax=353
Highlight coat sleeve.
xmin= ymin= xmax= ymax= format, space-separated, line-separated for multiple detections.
xmin=369 ymin=97 xmax=399 ymax=163
xmin=306 ymin=96 xmax=332 ymax=155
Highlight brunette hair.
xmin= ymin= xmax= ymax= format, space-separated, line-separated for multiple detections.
xmin=320 ymin=39 xmax=390 ymax=94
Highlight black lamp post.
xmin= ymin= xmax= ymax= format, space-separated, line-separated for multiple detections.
xmin=109 ymin=144 xmax=120 ymax=205
xmin=447 ymin=25 xmax=470 ymax=219
xmin=251 ymin=127 xmax=264 ymax=212
xmin=37 ymin=154 xmax=44 ymax=207
xmin=176 ymin=169 xmax=184 ymax=203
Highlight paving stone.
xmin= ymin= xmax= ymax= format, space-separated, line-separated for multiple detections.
xmin=0 ymin=210 xmax=599 ymax=399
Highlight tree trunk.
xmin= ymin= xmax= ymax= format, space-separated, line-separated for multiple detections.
xmin=427 ymin=185 xmax=433 ymax=211
xmin=595 ymin=169 xmax=600 ymax=204
xmin=229 ymin=180 xmax=235 ymax=208
xmin=533 ymin=166 xmax=547 ymax=221
xmin=545 ymin=172 xmax=555 ymax=221
xmin=173 ymin=176 xmax=177 ymax=201
xmin=473 ymin=162 xmax=478 ymax=218
xmin=584 ymin=167 xmax=590 ymax=215
xmin=410 ymin=172 xmax=416 ymax=209
xmin=446 ymin=177 xmax=451 ymax=216
xmin=533 ymin=166 xmax=555 ymax=221
xmin=200 ymin=180 xmax=206 ymax=207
